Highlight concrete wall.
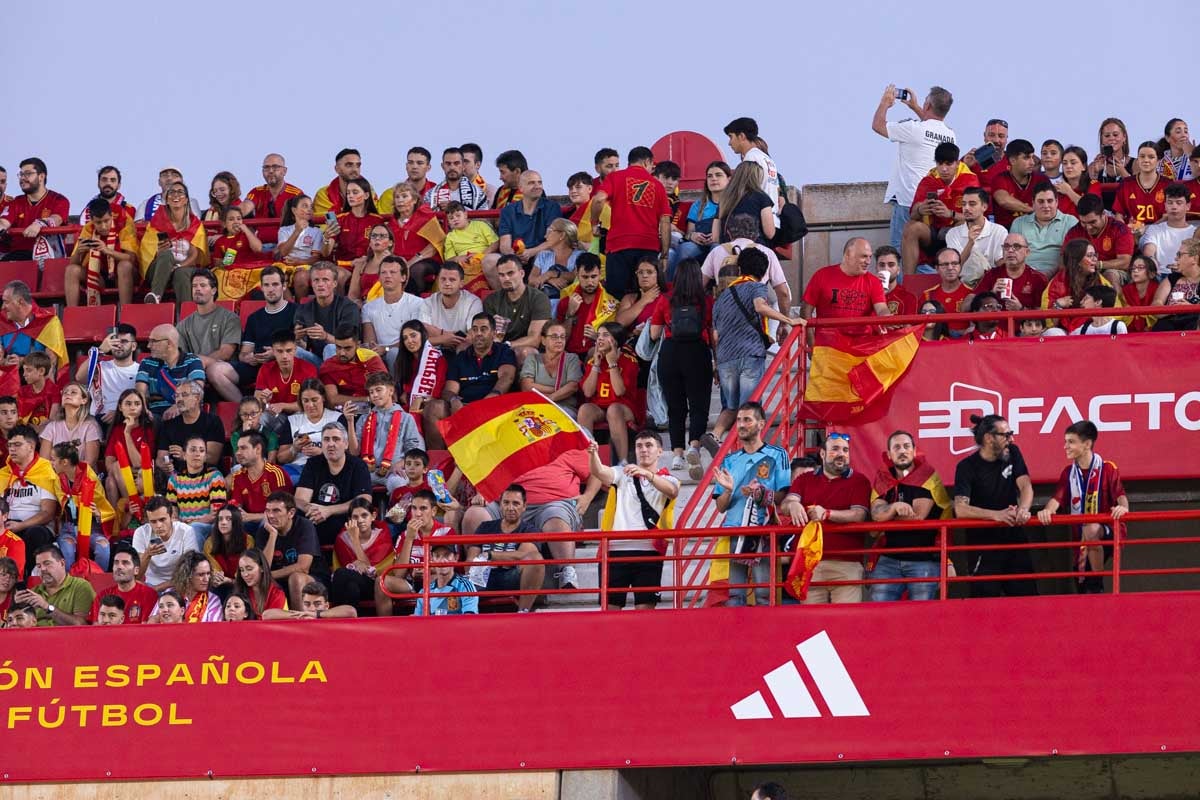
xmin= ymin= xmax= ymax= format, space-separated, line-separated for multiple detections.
xmin=798 ymin=181 xmax=891 ymax=290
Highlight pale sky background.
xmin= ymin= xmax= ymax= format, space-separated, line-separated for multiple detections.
xmin=3 ymin=0 xmax=1190 ymax=213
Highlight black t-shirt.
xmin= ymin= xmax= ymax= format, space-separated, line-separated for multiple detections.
xmin=157 ymin=411 xmax=227 ymax=473
xmin=878 ymin=481 xmax=939 ymax=560
xmin=297 ymin=454 xmax=372 ymax=545
xmin=954 ymin=444 xmax=1029 ymax=542
xmin=243 ymin=303 xmax=298 ymax=354
xmin=256 ymin=515 xmax=326 ymax=576
xmin=720 ymin=190 xmax=773 ymax=244
xmin=474 ymin=519 xmax=532 ymax=571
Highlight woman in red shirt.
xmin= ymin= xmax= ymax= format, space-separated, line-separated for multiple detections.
xmin=649 ymin=259 xmax=714 ymax=476
xmin=387 ymin=183 xmax=442 ymax=293
xmin=235 ymin=548 xmax=288 ymax=618
xmin=103 ymin=389 xmax=156 ymax=514
xmin=348 ymin=223 xmax=392 ymax=301
xmin=1122 ymin=254 xmax=1159 ymax=332
xmin=578 ymin=322 xmax=642 ymax=465
xmin=203 ymin=505 xmax=254 ymax=588
xmin=331 ymin=497 xmax=394 ymax=608
xmin=328 ymin=178 xmax=385 ymax=268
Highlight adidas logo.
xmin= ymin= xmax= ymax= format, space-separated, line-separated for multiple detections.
xmin=730 ymin=631 xmax=869 ymax=719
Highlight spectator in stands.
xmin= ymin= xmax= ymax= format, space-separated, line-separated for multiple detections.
xmin=239 ymin=268 xmax=302 ymax=381
xmin=18 ymin=351 xmax=59 ymax=430
xmin=131 ymin=497 xmax=197 ymax=591
xmin=230 ymin=430 xmax=292 ymax=527
xmin=1045 ymin=238 xmax=1112 ymax=332
xmin=68 ymin=197 xmax=138 ymax=306
xmin=156 ymin=380 xmax=224 ymax=473
xmin=492 ymin=149 xmax=528 ymax=209
xmin=413 ymin=545 xmax=478 ymax=616
xmin=313 ymin=148 xmax=369 ymax=217
xmin=650 ymin=259 xmax=714 ymax=478
xmin=361 ymin=257 xmax=422 ymax=370
xmin=520 ymin=320 xmax=582 ymax=418
xmin=1150 ymin=239 xmax=1200 ymax=331
xmin=293 ymin=262 xmax=361 ymax=361
xmin=139 ymin=181 xmax=209 ymax=304
xmin=149 ymin=550 xmax=222 ymax=622
xmin=714 ymin=161 xmax=776 ymax=247
xmin=254 ymin=330 xmax=318 ymax=418
xmin=210 ymin=207 xmax=265 ymax=285
xmin=296 ymin=422 xmax=372 ymax=547
xmin=701 ymin=214 xmax=793 ymax=324
xmin=1141 ymin=183 xmax=1197 ymax=272
xmin=279 ymin=379 xmax=346 ymax=484
xmin=922 ymin=248 xmax=971 ymax=337
xmin=555 ymin=254 xmax=613 ymax=357
xmin=330 ymin=496 xmax=393 ymax=609
xmin=429 ymin=314 xmax=517 ymax=442
xmin=712 ymin=401 xmax=790 ymax=606
xmin=484 ymin=255 xmax=552 ymax=362
xmin=1065 ymin=196 xmax=1128 ymax=289
xmin=327 ymin=178 xmax=385 ymax=271
xmin=0 ymin=157 xmax=70 ymax=261
xmin=1011 ymin=184 xmax=1077 ymax=278
xmin=594 ymin=148 xmax=620 ymax=181
xmin=379 ymin=488 xmax=450 ymax=605
xmin=396 ymin=147 xmax=436 ymax=209
xmin=803 ymin=237 xmax=891 ymax=344
xmin=347 ymin=224 xmax=392 ymax=302
xmin=463 ymin=448 xmax=599 ymax=591
xmin=1123 ymin=255 xmax=1159 ymax=332
xmin=39 ymin=381 xmax=100 ymax=469
xmin=234 ymin=547 xmax=290 ymax=618
xmin=239 ymin=153 xmax=302 ymax=245
xmin=346 ymin=371 xmax=423 ymax=492
xmin=230 ymin=396 xmax=282 ymax=464
xmin=419 ymin=263 xmax=484 ymax=355
xmin=589 ymin=433 xmax=678 ymax=610
xmin=103 ymin=389 xmax=155 ymax=508
xmin=592 ymin=146 xmax=672 ymax=299
xmin=464 ymin=484 xmax=544 ymax=613
xmin=872 ymin=84 xmax=956 ymax=250
xmin=275 ymin=581 xmax=356 ymax=620
xmin=779 ymin=432 xmax=871 ymax=604
xmin=203 ymin=171 xmax=242 ymax=224
xmin=953 ymin=414 xmax=1036 ymax=597
xmin=222 ymin=593 xmax=255 ymax=621
xmin=966 ymin=292 xmax=1006 ymax=340
xmin=258 ymin=490 xmax=328 ymax=608
xmin=4 ymin=603 xmax=37 ymax=628
xmin=138 ymin=166 xmax=202 ymax=221
xmin=0 ymin=280 xmax=65 ymax=370
xmin=873 ymin=246 xmax=917 ymax=316
xmin=614 ymin=254 xmax=666 ymax=339
xmin=202 ymin=505 xmax=251 ymax=590
xmin=724 ymin=117 xmax=782 ymax=221
xmin=671 ymin=161 xmax=731 ymax=277
xmin=899 ymin=142 xmax=977 ymax=274
xmin=751 ymin=782 xmax=791 ymax=800
xmin=1089 ymin=118 xmax=1133 ymax=186
xmin=13 ymin=544 xmax=92 ymax=626
xmin=1053 ymin=145 xmax=1099 ymax=218
xmin=76 ymin=323 xmax=139 ymax=427
xmin=148 ymin=590 xmax=185 ymax=624
xmin=0 ymin=519 xmax=22 ymax=583
xmin=990 ymin=139 xmax=1039 ymax=229
xmin=529 ymin=218 xmax=584 ymax=298
xmin=176 ymin=270 xmax=243 ymax=403
xmin=89 ymin=164 xmax=136 ymax=225
xmin=974 ymin=233 xmax=1049 ymax=311
xmin=47 ymin=441 xmax=110 ymax=570
xmin=945 ymin=187 xmax=1006 ymax=285
xmin=867 ymin=430 xmax=951 ymax=601
xmin=275 ymin=196 xmax=325 ymax=295
xmin=424 ymin=147 xmax=488 ymax=211
xmin=1158 ymin=118 xmax=1193 ymax=180
xmin=319 ymin=325 xmax=389 ymax=409
xmin=0 ymin=557 xmax=14 ymax=619
xmin=443 ymin=202 xmax=499 ymax=288
xmin=0 ymin=424 xmax=58 ymax=560
xmin=386 ymin=184 xmax=441 ymax=285
xmin=1073 ymin=285 xmax=1126 ymax=335
xmin=89 ymin=544 xmax=158 ymax=624
xmin=654 ymin=160 xmax=684 ymax=233
xmin=1037 ymin=420 xmax=1129 ymax=594
xmin=393 ymin=321 xmax=447 ymax=416
xmin=578 ymin=322 xmax=641 ymax=464
xmin=962 ymin=119 xmax=1010 ymax=192
xmin=1039 ymin=139 xmax=1064 ymax=182
xmin=0 ymin=396 xmax=16 ymax=461
xmin=164 ymin=435 xmax=227 ymax=546
xmin=0 ymin=167 xmax=7 ymax=216
xmin=487 ymin=170 xmax=562 ymax=289
xmin=1112 ymin=142 xmax=1169 ymax=227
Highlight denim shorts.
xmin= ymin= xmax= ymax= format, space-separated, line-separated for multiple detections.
xmin=717 ymin=356 xmax=765 ymax=410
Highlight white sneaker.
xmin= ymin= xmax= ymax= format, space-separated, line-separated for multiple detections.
xmin=144 ymin=291 xmax=160 ymax=304
xmin=670 ymin=454 xmax=686 ymax=471
xmin=557 ymin=565 xmax=579 ymax=590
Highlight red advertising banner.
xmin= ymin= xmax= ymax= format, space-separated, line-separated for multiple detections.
xmin=846 ymin=335 xmax=1200 ymax=483
xmin=3 ymin=594 xmax=1200 ymax=782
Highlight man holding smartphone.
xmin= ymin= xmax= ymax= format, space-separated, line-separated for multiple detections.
xmin=67 ymin=197 xmax=139 ymax=306
xmin=75 ymin=323 xmax=139 ymax=429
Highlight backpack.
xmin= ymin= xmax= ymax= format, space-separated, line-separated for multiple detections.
xmin=670 ymin=303 xmax=704 ymax=342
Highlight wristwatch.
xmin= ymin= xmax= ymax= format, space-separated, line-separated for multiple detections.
xmin=47 ymin=604 xmax=56 ymax=614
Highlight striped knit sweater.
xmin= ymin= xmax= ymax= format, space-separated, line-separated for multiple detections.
xmin=165 ymin=469 xmax=228 ymax=523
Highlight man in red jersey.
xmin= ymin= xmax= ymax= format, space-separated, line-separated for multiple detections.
xmin=1064 ymin=194 xmax=1134 ymax=286
xmin=88 ymin=544 xmax=158 ymax=624
xmin=973 ymin=233 xmax=1048 ymax=311
xmin=0 ymin=158 xmax=69 ymax=261
xmin=0 ymin=167 xmax=10 ymax=218
xmin=313 ymin=148 xmax=369 ymax=217
xmin=802 ymin=237 xmax=891 ymax=344
xmin=873 ymin=246 xmax=917 ymax=316
xmin=590 ymin=146 xmax=672 ymax=299
xmin=230 ymin=431 xmax=293 ymax=528
xmin=962 ymin=119 xmax=1010 ymax=193
xmin=256 ymin=331 xmax=318 ymax=417
xmin=990 ymin=139 xmax=1039 ymax=229
xmin=318 ymin=325 xmax=388 ymax=408
xmin=923 ymin=248 xmax=971 ymax=334
xmin=900 ymin=142 xmax=979 ymax=273
xmin=241 ymin=153 xmax=302 ymax=244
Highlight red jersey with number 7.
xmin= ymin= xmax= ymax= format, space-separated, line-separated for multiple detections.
xmin=596 ymin=166 xmax=671 ymax=253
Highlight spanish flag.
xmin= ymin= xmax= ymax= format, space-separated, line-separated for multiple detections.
xmin=802 ymin=326 xmax=921 ymax=423
xmin=437 ymin=391 xmax=589 ymax=502
xmin=0 ymin=306 xmax=68 ymax=369
xmin=138 ymin=207 xmax=210 ymax=276
xmin=558 ymin=282 xmax=618 ymax=328
xmin=784 ymin=521 xmax=824 ymax=601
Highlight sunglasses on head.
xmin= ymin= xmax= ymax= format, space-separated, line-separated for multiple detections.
xmin=826 ymin=432 xmax=851 ymax=442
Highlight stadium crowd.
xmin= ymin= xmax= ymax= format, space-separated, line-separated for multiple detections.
xmin=0 ymin=97 xmax=1193 ymax=624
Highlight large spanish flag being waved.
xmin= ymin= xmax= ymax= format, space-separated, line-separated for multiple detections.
xmin=437 ymin=392 xmax=589 ymax=502
xmin=802 ymin=325 xmax=922 ymax=423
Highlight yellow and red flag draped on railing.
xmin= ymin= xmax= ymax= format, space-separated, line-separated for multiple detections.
xmin=437 ymin=391 xmax=589 ymax=502
xmin=802 ymin=325 xmax=922 ymax=423
xmin=0 ymin=306 xmax=68 ymax=369
xmin=784 ymin=521 xmax=824 ymax=601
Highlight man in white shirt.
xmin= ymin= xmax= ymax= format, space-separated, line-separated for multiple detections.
xmin=418 ymin=263 xmax=483 ymax=353
xmin=130 ymin=497 xmax=198 ymax=590
xmin=1141 ymin=183 xmax=1197 ymax=274
xmin=724 ymin=117 xmax=781 ymax=225
xmin=362 ymin=257 xmax=424 ymax=369
xmin=945 ymin=187 xmax=1006 ymax=285
xmin=872 ymin=84 xmax=956 ymax=250
xmin=75 ymin=323 xmax=139 ymax=428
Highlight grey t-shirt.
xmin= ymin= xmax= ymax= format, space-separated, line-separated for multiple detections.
xmin=177 ymin=307 xmax=242 ymax=359
xmin=713 ymin=281 xmax=770 ymax=362
xmin=293 ymin=295 xmax=361 ymax=352
xmin=519 ymin=353 xmax=583 ymax=411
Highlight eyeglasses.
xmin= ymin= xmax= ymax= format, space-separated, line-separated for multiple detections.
xmin=17 ymin=170 xmax=38 ymax=178
xmin=980 ymin=303 xmax=1002 ymax=311
xmin=544 ymin=333 xmax=566 ymax=340
xmin=165 ymin=189 xmax=187 ymax=198
xmin=1001 ymin=244 xmax=1027 ymax=250
xmin=826 ymin=432 xmax=851 ymax=442
xmin=989 ymin=429 xmax=1014 ymax=439
xmin=262 ymin=165 xmax=285 ymax=171
xmin=935 ymin=261 xmax=960 ymax=267
xmin=147 ymin=337 xmax=169 ymax=344
xmin=239 ymin=412 xmax=259 ymax=418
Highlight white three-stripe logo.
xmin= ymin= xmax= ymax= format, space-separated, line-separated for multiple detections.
xmin=730 ymin=631 xmax=869 ymax=719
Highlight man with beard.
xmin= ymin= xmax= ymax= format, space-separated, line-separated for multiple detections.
xmin=953 ymin=413 xmax=1036 ymax=596
xmin=80 ymin=166 xmax=136 ymax=226
xmin=868 ymin=430 xmax=953 ymax=601
xmin=424 ymin=147 xmax=489 ymax=211
xmin=778 ymin=432 xmax=871 ymax=604
xmin=0 ymin=158 xmax=70 ymax=261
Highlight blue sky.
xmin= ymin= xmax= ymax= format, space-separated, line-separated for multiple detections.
xmin=3 ymin=0 xmax=1182 ymax=211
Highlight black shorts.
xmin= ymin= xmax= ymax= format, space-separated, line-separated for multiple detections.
xmin=606 ymin=549 xmax=663 ymax=608
xmin=485 ymin=567 xmax=521 ymax=592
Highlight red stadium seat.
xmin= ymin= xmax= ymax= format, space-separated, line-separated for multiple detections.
xmin=179 ymin=299 xmax=236 ymax=321
xmin=62 ymin=305 xmax=116 ymax=344
xmin=34 ymin=258 xmax=69 ymax=301
xmin=0 ymin=261 xmax=40 ymax=291
xmin=215 ymin=401 xmax=240 ymax=439
xmin=239 ymin=300 xmax=267 ymax=328
xmin=120 ymin=304 xmax=175 ymax=337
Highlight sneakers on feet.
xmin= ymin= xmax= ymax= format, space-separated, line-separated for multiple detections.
xmin=144 ymin=291 xmax=160 ymax=304
xmin=557 ymin=565 xmax=579 ymax=590
xmin=670 ymin=454 xmax=686 ymax=471
xmin=688 ymin=460 xmax=703 ymax=481
xmin=700 ymin=432 xmax=720 ymax=458
xmin=685 ymin=446 xmax=702 ymax=465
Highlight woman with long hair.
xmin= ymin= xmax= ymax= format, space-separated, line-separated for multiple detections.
xmin=327 ymin=177 xmax=384 ymax=269
xmin=203 ymin=505 xmax=254 ymax=590
xmin=138 ymin=180 xmax=209 ymax=304
xmin=1151 ymin=239 xmax=1200 ymax=331
xmin=103 ymin=388 xmax=156 ymax=513
xmin=391 ymin=320 xmax=447 ymax=416
xmin=615 ymin=255 xmax=668 ymax=333
xmin=714 ymin=161 xmax=775 ymax=245
xmin=1044 ymin=238 xmax=1112 ymax=332
xmin=387 ymin=183 xmax=441 ymax=293
xmin=235 ymin=547 xmax=289 ymax=618
xmin=1122 ymin=254 xmax=1160 ymax=332
xmin=278 ymin=378 xmax=347 ymax=483
xmin=521 ymin=320 xmax=583 ymax=417
xmin=39 ymin=382 xmax=101 ymax=470
xmin=276 ymin=194 xmax=324 ymax=298
xmin=230 ymin=395 xmax=279 ymax=463
xmin=348 ymin=223 xmax=393 ymax=301
xmin=1156 ymin=118 xmax=1194 ymax=181
xmin=1054 ymin=146 xmax=1101 ymax=218
xmin=152 ymin=551 xmax=223 ymax=622
xmin=1089 ymin=117 xmax=1134 ymax=183
xmin=650 ymin=259 xmax=714 ymax=478
xmin=919 ymin=299 xmax=950 ymax=341
xmin=530 ymin=218 xmax=584 ymax=297
xmin=203 ymin=171 xmax=243 ymax=222
xmin=223 ymin=592 xmax=257 ymax=621
xmin=1113 ymin=142 xmax=1168 ymax=227
xmin=330 ymin=497 xmax=395 ymax=608
xmin=670 ymin=161 xmax=732 ymax=279
xmin=578 ymin=322 xmax=641 ymax=463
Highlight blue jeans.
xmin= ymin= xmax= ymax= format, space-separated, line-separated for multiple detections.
xmin=668 ymin=240 xmax=709 ymax=281
xmin=888 ymin=200 xmax=910 ymax=251
xmin=723 ymin=559 xmax=771 ymax=607
xmin=57 ymin=529 xmax=111 ymax=571
xmin=191 ymin=522 xmax=214 ymax=552
xmin=868 ymin=555 xmax=940 ymax=601
xmin=717 ymin=356 xmax=765 ymax=411
xmin=296 ymin=348 xmax=323 ymax=368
